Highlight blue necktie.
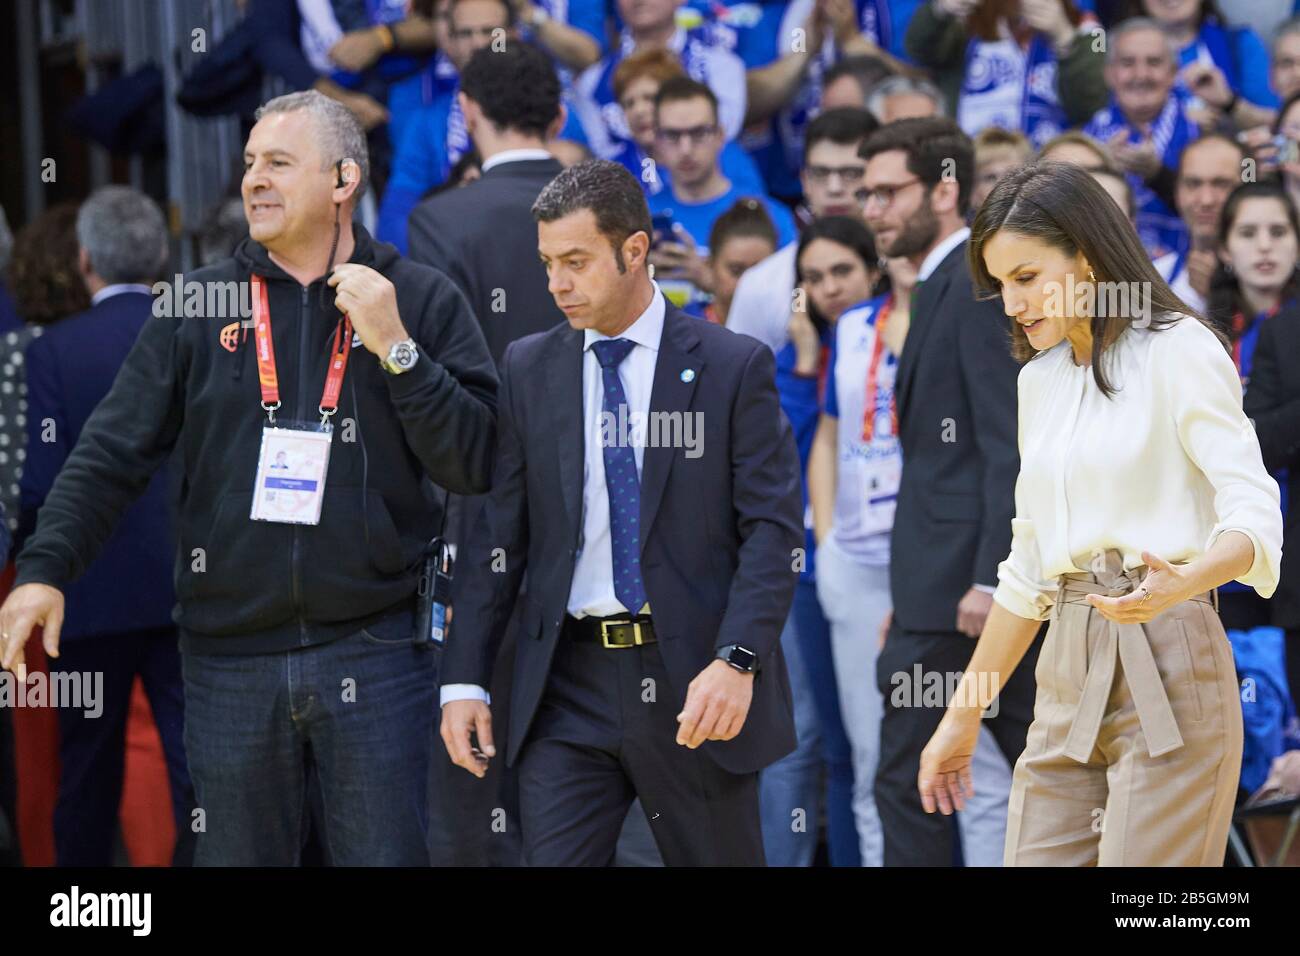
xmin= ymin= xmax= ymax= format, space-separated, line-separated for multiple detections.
xmin=590 ymin=338 xmax=647 ymax=616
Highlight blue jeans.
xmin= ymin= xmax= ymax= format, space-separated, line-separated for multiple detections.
xmin=759 ymin=611 xmax=823 ymax=865
xmin=181 ymin=617 xmax=436 ymax=865
xmin=791 ymin=577 xmax=861 ymax=866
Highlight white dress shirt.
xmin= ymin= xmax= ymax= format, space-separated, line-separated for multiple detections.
xmin=440 ymin=286 xmax=667 ymax=707
xmin=917 ymin=225 xmax=970 ymax=282
xmin=567 ymin=284 xmax=665 ymax=616
xmin=993 ymin=313 xmax=1283 ymax=621
xmin=480 ymin=148 xmax=554 ymax=173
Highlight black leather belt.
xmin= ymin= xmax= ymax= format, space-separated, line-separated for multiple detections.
xmin=563 ymin=614 xmax=657 ymax=648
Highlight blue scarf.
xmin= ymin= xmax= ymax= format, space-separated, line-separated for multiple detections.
xmin=1085 ymin=92 xmax=1198 ymax=257
xmin=959 ymin=32 xmax=1065 ymax=149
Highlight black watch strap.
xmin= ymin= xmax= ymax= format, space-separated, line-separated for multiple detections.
xmin=717 ymin=643 xmax=758 ymax=673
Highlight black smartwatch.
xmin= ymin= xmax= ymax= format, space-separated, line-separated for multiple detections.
xmin=716 ymin=643 xmax=758 ymax=674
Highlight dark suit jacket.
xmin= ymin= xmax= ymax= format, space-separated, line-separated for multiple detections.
xmin=408 ymin=157 xmax=566 ymax=366
xmin=18 ymin=291 xmax=176 ymax=640
xmin=890 ymin=239 xmax=1021 ymax=633
xmin=1243 ymin=307 xmax=1300 ymax=629
xmin=442 ymin=301 xmax=803 ymax=774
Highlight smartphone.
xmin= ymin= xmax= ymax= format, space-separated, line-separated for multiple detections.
xmin=650 ymin=211 xmax=676 ymax=247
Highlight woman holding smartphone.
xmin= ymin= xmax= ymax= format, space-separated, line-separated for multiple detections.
xmin=918 ymin=161 xmax=1283 ymax=866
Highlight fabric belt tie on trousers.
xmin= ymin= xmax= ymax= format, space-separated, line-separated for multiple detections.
xmin=1053 ymin=567 xmax=1214 ymax=764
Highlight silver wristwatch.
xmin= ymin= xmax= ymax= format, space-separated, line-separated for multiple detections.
xmin=380 ymin=338 xmax=419 ymax=374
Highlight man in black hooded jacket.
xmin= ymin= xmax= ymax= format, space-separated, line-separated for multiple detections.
xmin=0 ymin=91 xmax=498 ymax=865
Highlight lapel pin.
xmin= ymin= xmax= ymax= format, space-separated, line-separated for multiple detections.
xmin=680 ymin=368 xmax=695 ymax=383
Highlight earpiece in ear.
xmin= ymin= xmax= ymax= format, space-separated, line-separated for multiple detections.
xmin=336 ymin=161 xmax=346 ymax=189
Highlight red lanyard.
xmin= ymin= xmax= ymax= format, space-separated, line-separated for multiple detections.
xmin=861 ymin=296 xmax=897 ymax=443
xmin=251 ymin=274 xmax=353 ymax=424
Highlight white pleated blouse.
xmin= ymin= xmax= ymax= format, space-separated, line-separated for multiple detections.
xmin=993 ymin=313 xmax=1284 ymax=622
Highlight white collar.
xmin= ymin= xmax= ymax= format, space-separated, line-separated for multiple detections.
xmin=583 ymin=281 xmax=666 ymax=354
xmin=92 ymin=283 xmax=153 ymax=306
xmin=481 ymin=148 xmax=554 ymax=173
xmin=917 ymin=226 xmax=970 ymax=282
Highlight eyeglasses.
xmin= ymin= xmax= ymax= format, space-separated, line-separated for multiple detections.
xmin=806 ymin=165 xmax=866 ymax=186
xmin=858 ymin=178 xmax=925 ymax=211
xmin=655 ymin=125 xmax=719 ymax=147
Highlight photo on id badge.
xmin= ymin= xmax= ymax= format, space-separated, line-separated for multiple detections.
xmin=250 ymin=421 xmax=334 ymax=525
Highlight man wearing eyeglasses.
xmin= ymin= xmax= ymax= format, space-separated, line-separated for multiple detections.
xmin=859 ymin=116 xmax=1039 ymax=868
xmin=645 ymin=78 xmax=797 ymax=310
xmin=727 ymin=107 xmax=879 ymax=354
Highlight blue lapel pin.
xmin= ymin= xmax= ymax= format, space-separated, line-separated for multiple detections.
xmin=680 ymin=368 xmax=695 ymax=383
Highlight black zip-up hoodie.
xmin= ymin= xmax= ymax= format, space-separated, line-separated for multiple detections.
xmin=15 ymin=225 xmax=498 ymax=654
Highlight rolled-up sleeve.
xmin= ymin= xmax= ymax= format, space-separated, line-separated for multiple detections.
xmin=1161 ymin=322 xmax=1283 ymax=597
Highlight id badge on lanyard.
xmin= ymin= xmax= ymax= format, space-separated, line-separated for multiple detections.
xmin=246 ymin=275 xmax=353 ymax=526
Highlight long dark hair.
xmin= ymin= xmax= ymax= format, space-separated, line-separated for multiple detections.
xmin=1206 ymin=180 xmax=1300 ymax=340
xmin=970 ymin=161 xmax=1218 ymax=397
xmin=795 ymin=216 xmax=884 ymax=333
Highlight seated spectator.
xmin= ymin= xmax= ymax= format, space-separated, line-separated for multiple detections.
xmin=865 ymin=75 xmax=944 ymax=122
xmin=1268 ymin=92 xmax=1300 ymax=214
xmin=1206 ymin=181 xmax=1300 ymax=730
xmin=822 ymin=54 xmax=898 ymax=110
xmin=1036 ymin=128 xmax=1114 ymax=168
xmin=1237 ymin=20 xmax=1300 ymax=161
xmin=377 ymin=0 xmax=516 ymax=250
xmin=507 ymin=0 xmax=609 ymax=146
xmin=906 ymin=0 xmax=1105 ymax=149
xmin=609 ymin=48 xmax=767 ymax=197
xmin=572 ymin=0 xmax=747 ymax=160
xmin=1084 ymin=17 xmax=1199 ymax=257
xmin=745 ymin=4 xmax=911 ymax=201
xmin=970 ymin=126 xmax=1032 ymax=211
xmin=772 ymin=0 xmax=928 ymax=63
xmin=1206 ymin=180 xmax=1300 ymax=384
xmin=1244 ymin=301 xmax=1300 ymax=724
xmin=1133 ymin=0 xmax=1277 ymax=115
xmin=687 ymin=198 xmax=779 ymax=324
xmin=1190 ymin=13 xmax=1300 ymax=135
xmin=1153 ymin=132 xmax=1245 ymax=311
xmin=1088 ymin=161 xmax=1136 ymax=222
xmin=729 ymin=107 xmax=879 ymax=352
xmin=646 ymin=78 xmax=798 ymax=306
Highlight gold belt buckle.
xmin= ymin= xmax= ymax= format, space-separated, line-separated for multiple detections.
xmin=600 ymin=618 xmax=641 ymax=648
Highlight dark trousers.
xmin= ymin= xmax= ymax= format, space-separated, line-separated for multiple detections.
xmin=181 ymin=619 xmax=436 ymax=865
xmin=874 ymin=623 xmax=1041 ymax=867
xmin=52 ymin=626 xmax=194 ymax=867
xmin=517 ymin=635 xmax=764 ymax=866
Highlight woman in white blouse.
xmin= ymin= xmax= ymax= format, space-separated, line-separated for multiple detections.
xmin=918 ymin=161 xmax=1284 ymax=866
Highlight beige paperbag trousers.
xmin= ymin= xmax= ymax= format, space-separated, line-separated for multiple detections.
xmin=1004 ymin=551 xmax=1243 ymax=866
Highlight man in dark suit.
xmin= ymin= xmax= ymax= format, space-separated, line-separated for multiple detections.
xmin=406 ymin=41 xmax=568 ymax=866
xmin=859 ymin=118 xmax=1040 ymax=866
xmin=408 ymin=42 xmax=566 ymax=366
xmin=1244 ymin=308 xmax=1300 ymax=721
xmin=17 ymin=186 xmax=193 ymax=866
xmin=439 ymin=159 xmax=802 ymax=865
